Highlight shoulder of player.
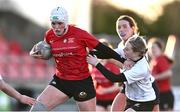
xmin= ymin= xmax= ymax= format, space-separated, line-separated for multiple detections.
xmin=69 ymin=25 xmax=88 ymax=35
xmin=44 ymin=29 xmax=55 ymax=41
xmin=156 ymin=54 xmax=169 ymax=63
xmin=45 ymin=29 xmax=54 ymax=36
xmin=133 ymin=57 xmax=149 ymax=70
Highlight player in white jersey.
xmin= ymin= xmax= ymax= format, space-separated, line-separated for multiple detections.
xmin=87 ymin=36 xmax=157 ymax=111
xmin=112 ymin=15 xmax=159 ymax=111
xmin=89 ymin=15 xmax=159 ymax=111
xmin=0 ymin=75 xmax=35 ymax=106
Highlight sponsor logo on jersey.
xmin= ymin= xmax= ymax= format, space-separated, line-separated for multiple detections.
xmin=53 ymin=52 xmax=74 ymax=57
xmin=63 ymin=38 xmax=75 ymax=43
xmin=68 ymin=38 xmax=75 ymax=43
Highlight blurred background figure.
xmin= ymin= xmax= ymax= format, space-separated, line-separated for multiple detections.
xmin=90 ymin=38 xmax=120 ymax=111
xmin=0 ymin=75 xmax=35 ymax=108
xmin=148 ymin=38 xmax=174 ymax=111
xmin=0 ymin=32 xmax=52 ymax=111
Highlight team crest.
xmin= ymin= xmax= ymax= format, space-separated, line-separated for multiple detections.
xmin=78 ymin=91 xmax=87 ymax=98
xmin=52 ymin=16 xmax=59 ymax=21
xmin=63 ymin=39 xmax=68 ymax=43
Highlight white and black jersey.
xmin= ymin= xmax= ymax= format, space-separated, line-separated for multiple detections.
xmin=123 ymin=57 xmax=156 ymax=102
xmin=93 ymin=41 xmax=159 ymax=111
xmin=95 ymin=52 xmax=157 ymax=111
xmin=114 ymin=42 xmax=156 ymax=100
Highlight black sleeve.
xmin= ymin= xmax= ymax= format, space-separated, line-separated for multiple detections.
xmin=90 ymin=42 xmax=126 ymax=63
xmin=89 ymin=50 xmax=106 ymax=58
xmin=96 ymin=63 xmax=127 ymax=82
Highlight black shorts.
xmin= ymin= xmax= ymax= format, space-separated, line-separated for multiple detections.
xmin=97 ymin=100 xmax=113 ymax=109
xmin=160 ymin=90 xmax=174 ymax=110
xmin=49 ymin=75 xmax=96 ymax=102
xmin=125 ymin=99 xmax=156 ymax=111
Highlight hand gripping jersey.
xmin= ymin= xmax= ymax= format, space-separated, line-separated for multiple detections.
xmin=45 ymin=25 xmax=99 ymax=80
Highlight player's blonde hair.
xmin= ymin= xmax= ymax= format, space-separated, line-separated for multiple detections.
xmin=127 ymin=36 xmax=147 ymax=57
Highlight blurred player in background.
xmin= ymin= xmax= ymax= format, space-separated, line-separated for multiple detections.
xmin=29 ymin=6 xmax=127 ymax=111
xmin=148 ymin=38 xmax=174 ymax=111
xmin=90 ymin=39 xmax=120 ymax=111
xmin=0 ymin=74 xmax=35 ymax=106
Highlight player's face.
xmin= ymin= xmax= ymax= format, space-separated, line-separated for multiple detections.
xmin=51 ymin=21 xmax=66 ymax=36
xmin=124 ymin=42 xmax=139 ymax=60
xmin=151 ymin=43 xmax=162 ymax=57
xmin=117 ymin=20 xmax=134 ymax=42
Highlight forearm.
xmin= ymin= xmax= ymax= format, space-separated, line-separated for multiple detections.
xmin=92 ymin=43 xmax=126 ymax=63
xmin=1 ymin=81 xmax=21 ymax=100
xmin=96 ymin=63 xmax=127 ymax=82
xmin=103 ymin=83 xmax=120 ymax=94
xmin=155 ymin=70 xmax=172 ymax=80
xmin=108 ymin=59 xmax=123 ymax=69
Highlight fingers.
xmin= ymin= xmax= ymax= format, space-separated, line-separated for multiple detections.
xmin=29 ymin=48 xmax=44 ymax=59
xmin=29 ymin=44 xmax=42 ymax=57
xmin=30 ymin=50 xmax=39 ymax=56
xmin=87 ymin=54 xmax=93 ymax=57
xmin=21 ymin=95 xmax=36 ymax=106
xmin=88 ymin=54 xmax=97 ymax=58
xmin=87 ymin=54 xmax=96 ymax=61
xmin=29 ymin=99 xmax=37 ymax=106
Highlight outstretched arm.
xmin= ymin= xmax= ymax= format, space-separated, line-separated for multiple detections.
xmin=154 ymin=69 xmax=172 ymax=80
xmin=87 ymin=55 xmax=127 ymax=82
xmin=96 ymin=63 xmax=127 ymax=82
xmin=90 ymin=43 xmax=126 ymax=63
xmin=0 ymin=80 xmax=35 ymax=105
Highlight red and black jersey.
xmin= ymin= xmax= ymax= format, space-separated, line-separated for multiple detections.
xmin=45 ymin=25 xmax=99 ymax=80
xmin=150 ymin=55 xmax=172 ymax=92
xmin=91 ymin=62 xmax=120 ymax=100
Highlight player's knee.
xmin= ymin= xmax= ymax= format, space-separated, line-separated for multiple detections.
xmin=30 ymin=101 xmax=48 ymax=111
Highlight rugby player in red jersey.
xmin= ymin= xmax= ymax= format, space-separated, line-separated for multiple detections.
xmin=149 ymin=38 xmax=174 ymax=111
xmin=29 ymin=6 xmax=125 ymax=111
